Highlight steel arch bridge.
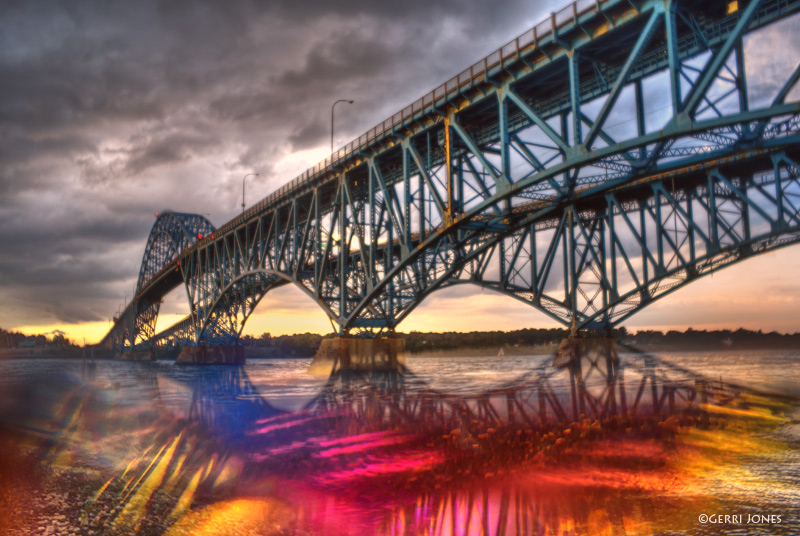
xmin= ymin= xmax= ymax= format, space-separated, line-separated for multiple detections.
xmin=99 ymin=211 xmax=215 ymax=350
xmin=102 ymin=0 xmax=800 ymax=353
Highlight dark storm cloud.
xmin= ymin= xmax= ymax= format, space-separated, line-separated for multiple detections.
xmin=208 ymin=91 xmax=294 ymax=123
xmin=288 ymin=118 xmax=327 ymax=152
xmin=75 ymin=129 xmax=224 ymax=184
xmin=0 ymin=207 xmax=149 ymax=256
xmin=0 ymin=57 xmax=164 ymax=129
xmin=0 ymin=134 xmax=93 ymax=195
xmin=276 ymin=29 xmax=401 ymax=88
xmin=263 ymin=0 xmax=550 ymax=30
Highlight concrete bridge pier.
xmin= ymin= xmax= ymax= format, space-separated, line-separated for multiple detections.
xmin=309 ymin=337 xmax=406 ymax=375
xmin=554 ymin=335 xmax=621 ymax=420
xmin=176 ymin=345 xmax=245 ymax=365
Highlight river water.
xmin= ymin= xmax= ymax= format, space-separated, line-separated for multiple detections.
xmin=0 ymin=349 xmax=798 ymax=535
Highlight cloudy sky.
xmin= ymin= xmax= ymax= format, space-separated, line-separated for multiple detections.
xmin=2 ymin=0 xmax=800 ymax=343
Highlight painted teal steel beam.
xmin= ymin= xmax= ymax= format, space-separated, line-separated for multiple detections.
xmin=682 ymin=0 xmax=764 ymax=118
xmin=584 ymin=8 xmax=663 ymax=148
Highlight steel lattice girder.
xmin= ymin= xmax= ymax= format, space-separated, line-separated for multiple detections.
xmin=438 ymin=153 xmax=800 ymax=330
xmin=101 ymin=0 xmax=800 ymax=346
xmin=100 ymin=211 xmax=215 ymax=351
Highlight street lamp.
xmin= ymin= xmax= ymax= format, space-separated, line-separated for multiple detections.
xmin=331 ymin=99 xmax=354 ymax=157
xmin=242 ymin=173 xmax=258 ymax=214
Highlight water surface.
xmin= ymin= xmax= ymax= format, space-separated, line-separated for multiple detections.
xmin=0 ymin=349 xmax=797 ymax=535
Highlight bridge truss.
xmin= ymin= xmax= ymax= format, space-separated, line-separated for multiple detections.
xmin=103 ymin=0 xmax=800 ymax=350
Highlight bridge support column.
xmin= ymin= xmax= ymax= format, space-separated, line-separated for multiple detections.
xmin=176 ymin=345 xmax=245 ymax=365
xmin=309 ymin=337 xmax=406 ymax=375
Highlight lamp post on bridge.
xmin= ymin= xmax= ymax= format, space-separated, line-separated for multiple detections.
xmin=241 ymin=173 xmax=258 ymax=215
xmin=331 ymin=99 xmax=354 ymax=158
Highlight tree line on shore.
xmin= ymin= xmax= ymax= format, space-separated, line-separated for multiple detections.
xmin=242 ymin=326 xmax=800 ymax=357
xmin=623 ymin=327 xmax=800 ymax=348
xmin=3 ymin=325 xmax=798 ymax=358
xmin=0 ymin=327 xmax=77 ymax=350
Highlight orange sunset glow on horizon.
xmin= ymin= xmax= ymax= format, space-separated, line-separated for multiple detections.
xmin=14 ymin=245 xmax=800 ymax=346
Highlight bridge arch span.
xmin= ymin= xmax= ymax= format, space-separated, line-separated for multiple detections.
xmin=196 ymin=268 xmax=385 ymax=344
xmin=101 ymin=210 xmax=216 ymax=351
xmin=137 ymin=211 xmax=216 ymax=293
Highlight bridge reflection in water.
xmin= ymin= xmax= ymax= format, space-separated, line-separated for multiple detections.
xmin=70 ymin=348 xmax=792 ymax=536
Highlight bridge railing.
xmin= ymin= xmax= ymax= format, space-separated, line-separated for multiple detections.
xmin=214 ymin=0 xmax=610 ymax=237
